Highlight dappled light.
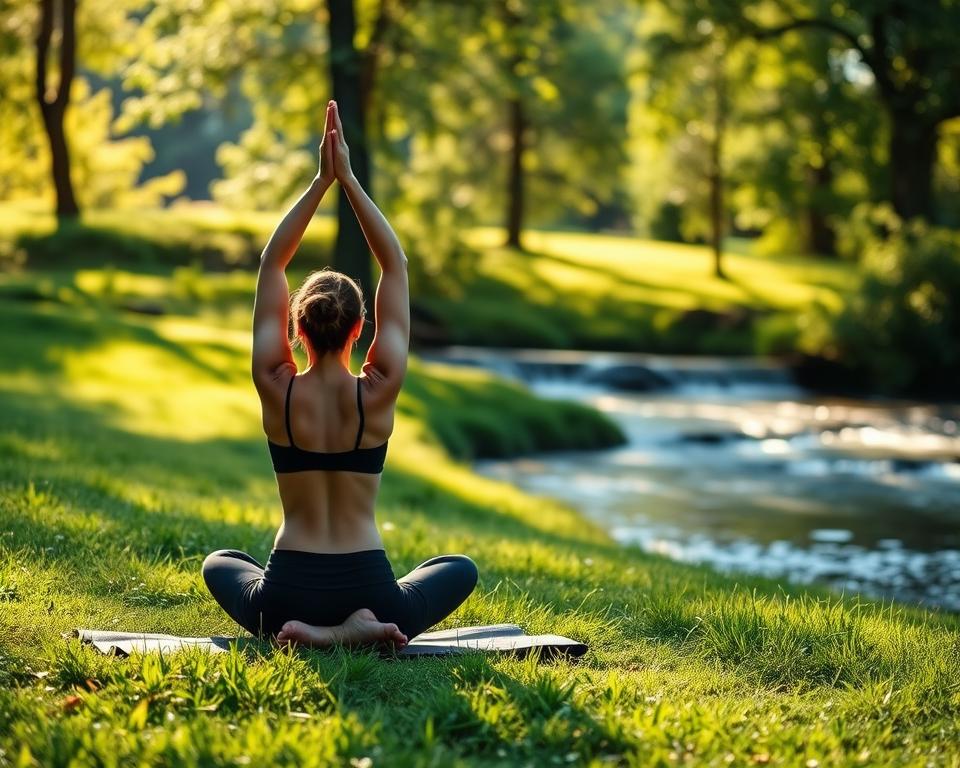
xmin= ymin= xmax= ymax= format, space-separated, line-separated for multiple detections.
xmin=2 ymin=0 xmax=959 ymax=764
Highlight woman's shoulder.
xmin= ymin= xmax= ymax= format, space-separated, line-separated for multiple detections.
xmin=358 ymin=363 xmax=403 ymax=406
xmin=254 ymin=361 xmax=297 ymax=404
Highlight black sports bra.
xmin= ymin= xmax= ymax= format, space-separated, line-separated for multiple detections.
xmin=267 ymin=375 xmax=388 ymax=474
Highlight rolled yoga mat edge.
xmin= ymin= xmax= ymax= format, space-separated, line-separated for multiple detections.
xmin=67 ymin=625 xmax=587 ymax=659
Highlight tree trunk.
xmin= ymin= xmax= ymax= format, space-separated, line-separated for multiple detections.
xmin=708 ymin=56 xmax=726 ymax=280
xmin=805 ymin=160 xmax=836 ymax=256
xmin=888 ymin=111 xmax=937 ymax=222
xmin=36 ymin=0 xmax=79 ymax=219
xmin=804 ymin=99 xmax=836 ymax=256
xmin=505 ymin=96 xmax=526 ymax=250
xmin=708 ymin=164 xmax=724 ymax=280
xmin=327 ymin=0 xmax=374 ymax=337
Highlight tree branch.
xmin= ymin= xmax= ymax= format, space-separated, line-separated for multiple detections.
xmin=360 ymin=0 xmax=393 ymax=115
xmin=54 ymin=0 xmax=77 ymax=110
xmin=35 ymin=0 xmax=53 ymax=109
xmin=749 ymin=16 xmax=866 ymax=59
xmin=747 ymin=14 xmax=898 ymax=98
xmin=867 ymin=12 xmax=895 ymax=98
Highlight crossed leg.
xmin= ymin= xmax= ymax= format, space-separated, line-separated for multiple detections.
xmin=274 ymin=553 xmax=479 ymax=647
xmin=201 ymin=549 xmax=407 ymax=649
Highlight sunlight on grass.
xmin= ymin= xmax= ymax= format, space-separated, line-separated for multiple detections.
xmin=57 ymin=338 xmax=261 ymax=440
xmin=0 ymin=199 xmax=336 ymax=246
xmin=0 ymin=242 xmax=956 ymax=766
xmin=471 ymin=227 xmax=853 ymax=313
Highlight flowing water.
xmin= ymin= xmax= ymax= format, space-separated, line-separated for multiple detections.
xmin=426 ymin=348 xmax=960 ymax=613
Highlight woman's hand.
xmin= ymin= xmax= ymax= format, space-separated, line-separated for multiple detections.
xmin=328 ymin=101 xmax=354 ymax=183
xmin=316 ymin=101 xmax=337 ymax=187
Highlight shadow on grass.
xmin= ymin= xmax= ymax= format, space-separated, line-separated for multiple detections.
xmin=293 ymin=649 xmax=631 ymax=761
xmin=419 ymin=246 xmax=763 ymax=353
xmin=0 ymin=296 xmax=238 ymax=383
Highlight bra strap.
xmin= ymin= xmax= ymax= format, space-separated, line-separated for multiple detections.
xmin=355 ymin=376 xmax=365 ymax=450
xmin=284 ymin=375 xmax=297 ymax=448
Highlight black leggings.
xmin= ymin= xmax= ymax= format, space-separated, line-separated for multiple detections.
xmin=201 ymin=548 xmax=478 ymax=640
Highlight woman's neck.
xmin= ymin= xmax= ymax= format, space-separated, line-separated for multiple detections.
xmin=304 ymin=346 xmax=354 ymax=377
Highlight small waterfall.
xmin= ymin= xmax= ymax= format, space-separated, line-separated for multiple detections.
xmin=422 ymin=345 xmax=799 ymax=397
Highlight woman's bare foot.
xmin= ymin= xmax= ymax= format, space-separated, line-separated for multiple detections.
xmin=275 ymin=608 xmax=408 ymax=650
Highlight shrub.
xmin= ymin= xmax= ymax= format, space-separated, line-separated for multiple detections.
xmin=802 ymin=218 xmax=960 ymax=396
xmin=754 ymin=313 xmax=801 ymax=357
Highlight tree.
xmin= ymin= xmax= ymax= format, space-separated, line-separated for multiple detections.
xmin=487 ymin=0 xmax=629 ymax=249
xmin=325 ymin=0 xmax=413 ymax=310
xmin=327 ymin=0 xmax=372 ymax=319
xmin=632 ymin=10 xmax=739 ymax=277
xmin=373 ymin=0 xmax=630 ymax=254
xmin=632 ymin=0 xmax=960 ymax=259
xmin=731 ymin=0 xmax=960 ymax=223
xmin=123 ymin=0 xmax=411 ymax=308
xmin=35 ymin=0 xmax=79 ymax=217
xmin=726 ymin=32 xmax=882 ymax=257
xmin=0 ymin=0 xmax=182 ymax=214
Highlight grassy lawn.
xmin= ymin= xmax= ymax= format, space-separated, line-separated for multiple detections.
xmin=0 ymin=200 xmax=858 ymax=355
xmin=424 ymin=228 xmax=855 ymax=352
xmin=0 ymin=266 xmax=957 ymax=766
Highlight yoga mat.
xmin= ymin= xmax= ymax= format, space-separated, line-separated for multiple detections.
xmin=65 ymin=623 xmax=587 ymax=659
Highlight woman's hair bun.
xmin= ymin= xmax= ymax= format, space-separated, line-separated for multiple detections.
xmin=290 ymin=268 xmax=365 ymax=355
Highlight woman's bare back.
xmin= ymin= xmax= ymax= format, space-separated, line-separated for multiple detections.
xmin=260 ymin=365 xmax=397 ymax=553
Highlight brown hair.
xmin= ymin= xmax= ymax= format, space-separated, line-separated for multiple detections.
xmin=290 ymin=268 xmax=366 ymax=355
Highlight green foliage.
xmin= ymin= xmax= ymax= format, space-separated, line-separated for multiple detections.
xmin=937 ymin=118 xmax=960 ymax=227
xmin=803 ymin=216 xmax=960 ymax=395
xmin=384 ymin=133 xmax=484 ymax=298
xmin=375 ymin=0 xmax=632 ymax=243
xmin=627 ymin=3 xmax=881 ymax=258
xmin=211 ymin=121 xmax=316 ymax=211
xmin=0 ymin=10 xmax=47 ymax=201
xmin=648 ymin=201 xmax=684 ymax=243
xmin=629 ymin=7 xmax=735 ymax=245
xmin=754 ymin=313 xmax=802 ymax=357
xmin=0 ymin=73 xmax=183 ymax=208
xmin=66 ymin=81 xmax=186 ymax=210
xmin=727 ymin=32 xmax=880 ymax=256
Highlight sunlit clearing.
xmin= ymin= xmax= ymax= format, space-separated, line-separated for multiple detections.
xmin=55 ymin=325 xmax=260 ymax=441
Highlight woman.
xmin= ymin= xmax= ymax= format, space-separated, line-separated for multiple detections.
xmin=202 ymin=100 xmax=478 ymax=650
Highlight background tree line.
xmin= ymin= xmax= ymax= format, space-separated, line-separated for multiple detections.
xmin=2 ymin=0 xmax=959 ymax=394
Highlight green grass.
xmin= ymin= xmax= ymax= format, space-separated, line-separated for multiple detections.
xmin=417 ymin=228 xmax=856 ymax=353
xmin=0 ymin=199 xmax=335 ymax=270
xmin=0 ymin=200 xmax=858 ymax=355
xmin=0 ymin=267 xmax=958 ymax=766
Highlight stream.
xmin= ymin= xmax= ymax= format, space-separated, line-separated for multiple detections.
xmin=424 ymin=348 xmax=960 ymax=613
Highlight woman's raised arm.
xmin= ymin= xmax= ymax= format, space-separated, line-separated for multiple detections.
xmin=252 ymin=104 xmax=338 ymax=388
xmin=329 ymin=103 xmax=409 ymax=390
